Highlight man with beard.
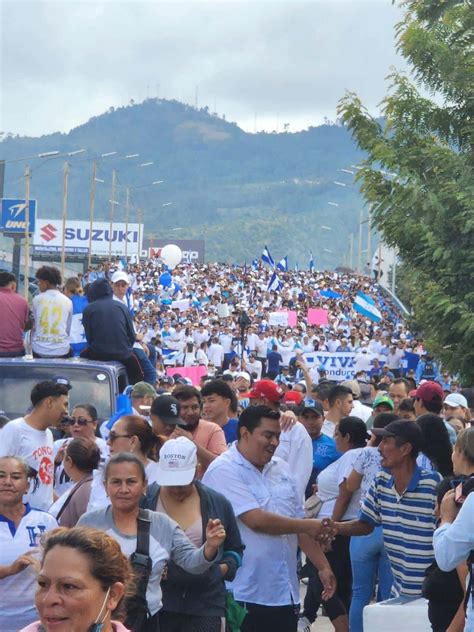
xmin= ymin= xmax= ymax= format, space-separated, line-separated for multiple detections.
xmin=170 ymin=385 xmax=227 ymax=477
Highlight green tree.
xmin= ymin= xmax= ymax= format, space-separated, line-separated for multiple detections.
xmin=338 ymin=0 xmax=474 ymax=382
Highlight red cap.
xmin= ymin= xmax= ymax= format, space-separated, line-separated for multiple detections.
xmin=282 ymin=390 xmax=304 ymax=405
xmin=247 ymin=380 xmax=283 ymax=403
xmin=415 ymin=381 xmax=443 ymax=404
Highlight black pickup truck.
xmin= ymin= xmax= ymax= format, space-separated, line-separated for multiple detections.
xmin=0 ymin=357 xmax=128 ymax=421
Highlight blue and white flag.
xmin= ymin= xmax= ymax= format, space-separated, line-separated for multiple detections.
xmin=353 ymin=291 xmax=382 ymax=322
xmin=320 ymin=289 xmax=343 ymax=300
xmin=117 ymin=257 xmax=128 ymax=271
xmin=267 ymin=270 xmax=282 ymax=292
xmin=261 ymin=245 xmax=275 ymax=267
xmin=277 ymin=256 xmax=288 ymax=272
xmin=251 ymin=258 xmax=259 ymax=271
xmin=309 ymin=252 xmax=314 ymax=272
xmin=295 ymin=262 xmax=299 ymax=272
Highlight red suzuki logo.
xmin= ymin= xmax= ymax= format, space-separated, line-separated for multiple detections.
xmin=40 ymin=223 xmax=57 ymax=242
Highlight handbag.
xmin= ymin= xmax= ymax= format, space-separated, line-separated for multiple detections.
xmin=124 ymin=510 xmax=153 ymax=632
xmin=304 ymin=493 xmax=337 ymax=519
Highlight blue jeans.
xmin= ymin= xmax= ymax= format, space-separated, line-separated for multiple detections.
xmin=349 ymin=525 xmax=393 ymax=632
xmin=134 ymin=346 xmax=157 ymax=385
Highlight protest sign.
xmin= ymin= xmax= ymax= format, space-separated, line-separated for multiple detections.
xmin=166 ymin=366 xmax=208 ymax=385
xmin=307 ymin=308 xmax=329 ymax=326
xmin=303 ymin=351 xmax=356 ymax=381
xmin=268 ymin=310 xmax=298 ymax=327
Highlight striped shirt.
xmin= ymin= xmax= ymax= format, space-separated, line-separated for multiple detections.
xmin=360 ymin=466 xmax=442 ymax=598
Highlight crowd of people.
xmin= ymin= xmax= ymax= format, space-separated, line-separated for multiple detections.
xmin=0 ymin=258 xmax=473 ymax=632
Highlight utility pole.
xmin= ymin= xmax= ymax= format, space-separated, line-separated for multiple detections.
xmin=87 ymin=161 xmax=97 ymax=269
xmin=357 ymin=208 xmax=363 ymax=273
xmin=23 ymin=165 xmax=31 ymax=299
xmin=137 ymin=208 xmax=143 ymax=260
xmin=125 ymin=186 xmax=130 ymax=260
xmin=60 ymin=162 xmax=70 ymax=280
xmin=108 ymin=169 xmax=116 ymax=263
xmin=367 ymin=208 xmax=372 ymax=275
xmin=349 ymin=233 xmax=354 ymax=270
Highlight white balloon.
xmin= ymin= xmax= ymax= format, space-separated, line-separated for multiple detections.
xmin=161 ymin=244 xmax=182 ymax=269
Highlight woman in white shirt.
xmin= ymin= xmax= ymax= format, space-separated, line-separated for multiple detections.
xmin=301 ymin=417 xmax=369 ymax=632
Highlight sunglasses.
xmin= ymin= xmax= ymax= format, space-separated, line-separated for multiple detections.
xmin=62 ymin=417 xmax=92 ymax=427
xmin=108 ymin=432 xmax=132 ymax=442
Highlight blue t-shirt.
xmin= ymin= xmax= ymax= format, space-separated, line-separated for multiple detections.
xmin=222 ymin=418 xmax=239 ymax=445
xmin=306 ymin=434 xmax=341 ymax=498
xmin=267 ymin=351 xmax=283 ymax=374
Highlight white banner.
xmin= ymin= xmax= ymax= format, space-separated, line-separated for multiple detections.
xmin=171 ymin=298 xmax=190 ymax=312
xmin=269 ymin=311 xmax=289 ymax=327
xmin=303 ymin=351 xmax=356 ymax=382
xmin=33 ymin=219 xmax=143 ymax=257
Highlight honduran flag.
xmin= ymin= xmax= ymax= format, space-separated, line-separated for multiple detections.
xmin=309 ymin=252 xmax=314 ymax=272
xmin=267 ymin=270 xmax=282 ymax=292
xmin=277 ymin=256 xmax=288 ymax=272
xmin=353 ymin=291 xmax=382 ymax=322
xmin=261 ymin=245 xmax=275 ymax=267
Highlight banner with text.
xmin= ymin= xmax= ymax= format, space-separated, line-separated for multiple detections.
xmin=303 ymin=351 xmax=356 ymax=381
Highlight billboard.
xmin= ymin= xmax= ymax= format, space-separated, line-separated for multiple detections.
xmin=1 ymin=198 xmax=37 ymax=234
xmin=33 ymin=219 xmax=142 ymax=257
xmin=147 ymin=239 xmax=205 ymax=263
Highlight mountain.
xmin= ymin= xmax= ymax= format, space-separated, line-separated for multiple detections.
xmin=0 ymin=99 xmax=371 ymax=268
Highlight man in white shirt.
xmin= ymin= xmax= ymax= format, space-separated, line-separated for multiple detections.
xmin=207 ymin=336 xmax=225 ymax=369
xmin=246 ymin=326 xmax=259 ymax=353
xmin=322 ymin=384 xmax=354 ymax=438
xmin=245 ymin=352 xmax=263 ymax=380
xmin=32 ymin=266 xmax=72 ymax=358
xmin=0 ymin=380 xmax=70 ymax=510
xmin=203 ymin=405 xmax=335 ymax=632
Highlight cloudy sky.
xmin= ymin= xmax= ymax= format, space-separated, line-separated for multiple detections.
xmin=1 ymin=0 xmax=406 ymax=137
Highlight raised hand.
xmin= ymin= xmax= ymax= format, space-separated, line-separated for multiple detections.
xmin=205 ymin=518 xmax=226 ymax=549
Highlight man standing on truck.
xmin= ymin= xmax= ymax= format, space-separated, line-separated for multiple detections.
xmin=0 ymin=380 xmax=70 ymax=510
xmin=0 ymin=271 xmax=30 ymax=357
xmin=81 ymin=278 xmax=144 ymax=384
xmin=31 ymin=266 xmax=73 ymax=358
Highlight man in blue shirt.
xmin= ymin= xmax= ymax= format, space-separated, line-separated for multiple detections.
xmin=201 ymin=379 xmax=239 ymax=444
xmin=266 ymin=344 xmax=283 ymax=380
xmin=298 ymin=402 xmax=341 ymax=498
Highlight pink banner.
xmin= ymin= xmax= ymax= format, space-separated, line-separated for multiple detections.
xmin=307 ymin=308 xmax=329 ymax=326
xmin=166 ymin=366 xmax=208 ymax=386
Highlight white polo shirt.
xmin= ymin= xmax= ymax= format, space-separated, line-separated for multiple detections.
xmin=203 ymin=444 xmax=304 ymax=607
xmin=0 ymin=504 xmax=57 ymax=631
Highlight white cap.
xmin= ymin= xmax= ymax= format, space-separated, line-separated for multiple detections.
xmin=235 ymin=371 xmax=251 ymax=382
xmin=156 ymin=437 xmax=197 ymax=486
xmin=444 ymin=393 xmax=468 ymax=409
xmin=111 ymin=270 xmax=129 ymax=284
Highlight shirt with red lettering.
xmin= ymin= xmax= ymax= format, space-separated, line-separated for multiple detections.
xmin=0 ymin=286 xmax=28 ymax=353
xmin=0 ymin=417 xmax=54 ymax=510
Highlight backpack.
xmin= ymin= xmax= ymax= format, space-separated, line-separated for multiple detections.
xmin=422 ymin=360 xmax=436 ymax=380
xmin=124 ymin=510 xmax=153 ymax=632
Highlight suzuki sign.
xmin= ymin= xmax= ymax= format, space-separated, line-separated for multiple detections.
xmin=33 ymin=219 xmax=143 ymax=257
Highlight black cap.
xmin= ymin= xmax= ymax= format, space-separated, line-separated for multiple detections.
xmin=150 ymin=395 xmax=186 ymax=426
xmin=372 ymin=420 xmax=423 ymax=451
xmin=299 ymin=401 xmax=324 ymax=417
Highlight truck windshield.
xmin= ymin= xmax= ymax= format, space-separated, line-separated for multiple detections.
xmin=0 ymin=365 xmax=113 ymax=421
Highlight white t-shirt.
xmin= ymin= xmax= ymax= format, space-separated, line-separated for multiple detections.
xmin=53 ymin=437 xmax=109 ymax=497
xmin=32 ymin=289 xmax=73 ymax=356
xmin=275 ymin=421 xmax=313 ymax=501
xmin=317 ymin=448 xmax=363 ymax=520
xmin=0 ymin=505 xmax=57 ymax=632
xmin=0 ymin=418 xmax=54 ymax=510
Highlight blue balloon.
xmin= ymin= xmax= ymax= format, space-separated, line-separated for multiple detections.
xmin=160 ymin=272 xmax=172 ymax=287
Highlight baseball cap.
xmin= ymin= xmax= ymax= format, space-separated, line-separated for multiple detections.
xmin=415 ymin=381 xmax=444 ymax=404
xmin=52 ymin=375 xmax=72 ymax=391
xmin=131 ymin=382 xmax=157 ymax=398
xmin=341 ymin=379 xmax=361 ymax=400
xmin=372 ymin=394 xmax=395 ymax=411
xmin=156 ymin=437 xmax=197 ymax=486
xmin=371 ymin=420 xmax=423 ymax=452
xmin=150 ymin=395 xmax=186 ymax=426
xmin=235 ymin=371 xmax=251 ymax=382
xmin=444 ymin=393 xmax=468 ymax=409
xmin=282 ymin=390 xmax=304 ymax=405
xmin=299 ymin=401 xmax=324 ymax=417
xmin=247 ymin=379 xmax=283 ymax=403
xmin=111 ymin=270 xmax=129 ymax=284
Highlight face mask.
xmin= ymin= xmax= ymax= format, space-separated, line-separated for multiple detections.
xmin=87 ymin=587 xmax=111 ymax=632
